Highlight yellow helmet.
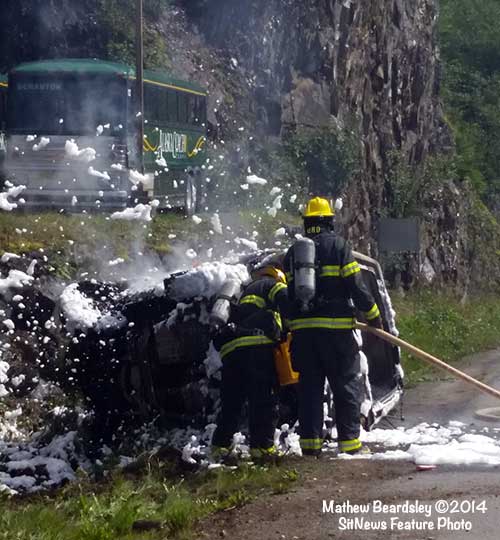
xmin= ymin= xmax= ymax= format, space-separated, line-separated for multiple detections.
xmin=253 ymin=266 xmax=287 ymax=284
xmin=303 ymin=197 xmax=334 ymax=218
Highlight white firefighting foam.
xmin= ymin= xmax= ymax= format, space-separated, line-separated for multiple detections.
xmin=170 ymin=420 xmax=500 ymax=471
xmin=1 ymin=250 xmax=500 ymax=495
xmin=59 ymin=283 xmax=102 ymax=334
xmin=110 ymin=200 xmax=159 ymax=222
xmin=168 ymin=262 xmax=250 ymax=300
xmin=0 ymin=185 xmax=26 ymax=212
xmin=64 ymin=139 xmax=96 ymax=162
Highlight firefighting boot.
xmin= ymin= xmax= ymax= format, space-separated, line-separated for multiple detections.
xmin=344 ymin=445 xmax=371 ymax=456
xmin=250 ymin=446 xmax=284 ymax=465
xmin=338 ymin=438 xmax=370 ymax=456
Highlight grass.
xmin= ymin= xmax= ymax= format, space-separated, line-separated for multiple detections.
xmin=5 ymin=210 xmax=500 ymax=536
xmin=0 ymin=463 xmax=298 ymax=540
xmin=0 ymin=209 xmax=300 ymax=277
xmin=393 ymin=288 xmax=500 ymax=385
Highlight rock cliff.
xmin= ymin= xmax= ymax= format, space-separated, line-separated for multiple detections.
xmin=169 ymin=0 xmax=484 ymax=286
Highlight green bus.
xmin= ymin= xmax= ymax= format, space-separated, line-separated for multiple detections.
xmin=5 ymin=59 xmax=207 ymax=212
xmin=0 ymin=74 xmax=7 ymax=172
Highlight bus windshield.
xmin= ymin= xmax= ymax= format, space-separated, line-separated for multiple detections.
xmin=8 ymin=74 xmax=127 ymax=135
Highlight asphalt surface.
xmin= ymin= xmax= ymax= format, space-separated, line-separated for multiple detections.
xmin=395 ymin=347 xmax=500 ymax=428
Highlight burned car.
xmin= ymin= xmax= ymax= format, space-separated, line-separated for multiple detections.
xmin=57 ymin=252 xmax=403 ymax=439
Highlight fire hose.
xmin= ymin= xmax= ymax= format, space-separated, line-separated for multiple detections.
xmin=356 ymin=322 xmax=500 ymax=402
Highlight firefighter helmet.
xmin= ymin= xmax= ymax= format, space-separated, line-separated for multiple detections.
xmin=252 ymin=265 xmax=287 ymax=284
xmin=303 ymin=197 xmax=334 ymax=218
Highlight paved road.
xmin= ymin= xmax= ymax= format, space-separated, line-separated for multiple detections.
xmin=198 ymin=348 xmax=500 ymax=540
xmin=395 ymin=347 xmax=500 ymax=427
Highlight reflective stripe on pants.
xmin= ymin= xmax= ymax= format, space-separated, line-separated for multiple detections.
xmin=300 ymin=438 xmax=323 ymax=451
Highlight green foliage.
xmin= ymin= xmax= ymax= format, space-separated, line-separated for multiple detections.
xmin=200 ymin=137 xmax=307 ymax=213
xmin=162 ymin=493 xmax=199 ymax=535
xmin=383 ymin=151 xmax=455 ymax=218
xmin=97 ymin=0 xmax=169 ymax=68
xmin=197 ymin=463 xmax=298 ymax=509
xmin=0 ymin=463 xmax=298 ymax=540
xmin=283 ymin=125 xmax=361 ymax=197
xmin=464 ymin=196 xmax=500 ymax=291
xmin=440 ymin=0 xmax=500 ymax=206
xmin=440 ymin=0 xmax=500 ymax=75
xmin=394 ymin=289 xmax=500 ymax=384
xmin=226 ymin=124 xmax=360 ymax=214
xmin=0 ymin=0 xmax=170 ymax=72
xmin=245 ymin=139 xmax=309 ymax=211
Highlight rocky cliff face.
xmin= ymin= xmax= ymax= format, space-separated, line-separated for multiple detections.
xmin=146 ymin=0 xmax=496 ymax=285
xmin=189 ymin=2 xmax=445 ymax=195
xmin=165 ymin=0 xmax=495 ymax=288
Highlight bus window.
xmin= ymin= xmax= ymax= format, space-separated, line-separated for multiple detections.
xmin=144 ymin=84 xmax=157 ymax=121
xmin=187 ymin=95 xmax=196 ymax=125
xmin=198 ymin=96 xmax=207 ymax=125
xmin=158 ymin=89 xmax=168 ymax=123
xmin=177 ymin=93 xmax=188 ymax=124
xmin=167 ymin=91 xmax=177 ymax=123
xmin=193 ymin=96 xmax=206 ymax=125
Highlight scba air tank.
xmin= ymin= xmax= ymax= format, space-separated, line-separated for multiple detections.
xmin=209 ymin=279 xmax=241 ymax=329
xmin=293 ymin=237 xmax=316 ymax=312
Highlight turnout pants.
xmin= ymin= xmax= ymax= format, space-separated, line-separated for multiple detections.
xmin=290 ymin=329 xmax=361 ymax=454
xmin=212 ymin=344 xmax=278 ymax=450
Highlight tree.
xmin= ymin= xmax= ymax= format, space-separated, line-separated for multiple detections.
xmin=0 ymin=0 xmax=168 ymax=73
xmin=440 ymin=0 xmax=500 ymax=209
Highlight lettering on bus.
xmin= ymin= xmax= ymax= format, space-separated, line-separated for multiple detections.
xmin=16 ymin=82 xmax=63 ymax=92
xmin=156 ymin=130 xmax=188 ymax=159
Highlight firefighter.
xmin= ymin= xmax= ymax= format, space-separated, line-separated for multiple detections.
xmin=284 ymin=197 xmax=382 ymax=457
xmin=211 ymin=262 xmax=290 ymax=462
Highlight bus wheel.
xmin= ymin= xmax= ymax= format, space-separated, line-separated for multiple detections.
xmin=184 ymin=174 xmax=197 ymax=217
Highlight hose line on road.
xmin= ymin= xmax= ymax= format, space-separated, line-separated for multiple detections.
xmin=356 ymin=322 xmax=500 ymax=402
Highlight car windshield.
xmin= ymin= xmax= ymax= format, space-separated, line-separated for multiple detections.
xmin=8 ymin=74 xmax=127 ymax=135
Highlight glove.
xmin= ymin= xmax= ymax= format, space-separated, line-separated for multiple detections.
xmin=279 ymin=331 xmax=289 ymax=344
xmin=367 ymin=316 xmax=383 ymax=329
xmin=212 ymin=323 xmax=236 ymax=351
